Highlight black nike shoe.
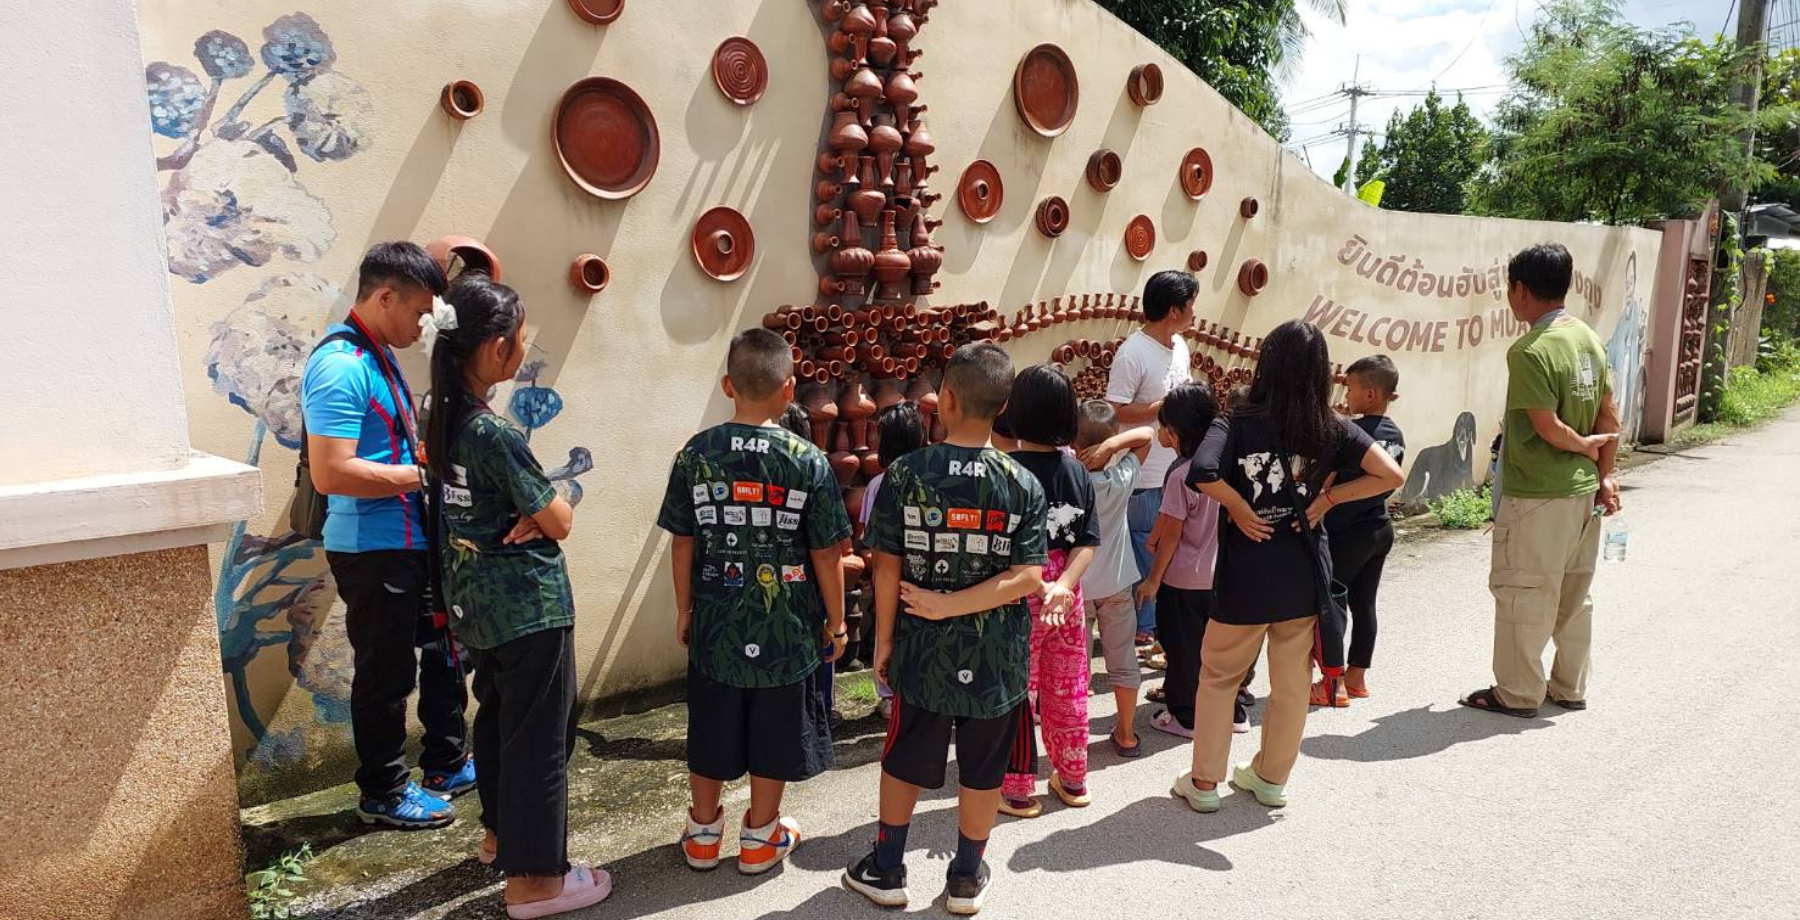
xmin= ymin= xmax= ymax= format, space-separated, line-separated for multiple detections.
xmin=844 ymin=850 xmax=908 ymax=908
xmin=945 ymin=860 xmax=991 ymax=916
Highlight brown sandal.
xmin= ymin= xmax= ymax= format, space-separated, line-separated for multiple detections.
xmin=1459 ymin=686 xmax=1539 ymax=718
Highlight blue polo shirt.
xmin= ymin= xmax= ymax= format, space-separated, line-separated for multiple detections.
xmin=300 ymin=323 xmax=424 ymax=553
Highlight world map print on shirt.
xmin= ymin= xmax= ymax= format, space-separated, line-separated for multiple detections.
xmin=867 ymin=444 xmax=1048 ymax=719
xmin=656 ymin=423 xmax=852 ymax=689
xmin=1326 ymin=415 xmax=1406 ymax=530
xmin=1008 ymin=449 xmax=1100 ymax=553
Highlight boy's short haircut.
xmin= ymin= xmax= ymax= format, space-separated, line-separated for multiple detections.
xmin=875 ymin=402 xmax=926 ymax=468
xmin=778 ymin=402 xmax=812 ymax=441
xmin=356 ymin=241 xmax=448 ymax=301
xmin=1074 ymin=399 xmax=1120 ymax=449
xmin=727 ymin=328 xmax=794 ymax=400
xmin=941 ymin=343 xmax=1013 ymax=421
xmin=1345 ymin=354 xmax=1400 ymax=396
xmin=1507 ymin=243 xmax=1573 ymax=301
xmin=1142 ymin=270 xmax=1199 ymax=322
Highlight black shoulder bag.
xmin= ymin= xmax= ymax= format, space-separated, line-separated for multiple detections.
xmin=1280 ymin=455 xmax=1350 ymax=702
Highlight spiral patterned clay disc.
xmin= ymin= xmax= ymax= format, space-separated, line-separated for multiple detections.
xmin=1125 ymin=215 xmax=1155 ymax=261
xmin=713 ymin=37 xmax=768 ymax=106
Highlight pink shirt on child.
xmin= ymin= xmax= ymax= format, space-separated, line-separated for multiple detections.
xmin=1157 ymin=458 xmax=1221 ymax=590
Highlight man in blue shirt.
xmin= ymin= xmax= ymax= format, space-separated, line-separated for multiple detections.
xmin=301 ymin=242 xmax=471 ymax=828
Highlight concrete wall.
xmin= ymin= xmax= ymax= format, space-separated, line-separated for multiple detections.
xmin=132 ymin=0 xmax=1664 ymax=801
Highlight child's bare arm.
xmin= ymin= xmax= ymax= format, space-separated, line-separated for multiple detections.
xmin=872 ymin=552 xmax=901 ymax=681
xmin=810 ymin=541 xmax=849 ymax=661
xmin=898 ymin=565 xmax=1045 ymax=620
xmin=1077 ymin=426 xmax=1155 ymax=470
xmin=1135 ymin=514 xmax=1182 ymax=604
xmin=670 ymin=535 xmax=696 ymax=646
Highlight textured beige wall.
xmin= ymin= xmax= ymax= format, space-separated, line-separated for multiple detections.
xmin=136 ymin=0 xmax=1663 ymax=799
xmin=0 ymin=547 xmax=246 ymax=920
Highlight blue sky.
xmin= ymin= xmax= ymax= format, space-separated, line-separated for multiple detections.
xmin=1282 ymin=0 xmax=1736 ymax=181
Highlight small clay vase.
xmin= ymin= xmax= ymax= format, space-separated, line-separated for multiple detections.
xmin=905 ymin=377 xmax=938 ymax=416
xmin=829 ymin=449 xmax=861 ymax=486
xmin=868 ymin=114 xmax=904 ymax=190
xmin=815 ymin=204 xmax=844 ymax=227
xmin=874 ymin=378 xmax=906 ymax=411
xmin=859 ymin=451 xmax=883 ymax=477
xmin=868 ymin=7 xmax=897 ymax=66
xmin=846 ymin=66 xmax=884 ymax=124
xmin=903 ymin=115 xmax=935 ymax=173
xmin=886 ymin=69 xmax=921 ymax=108
xmin=888 ymin=2 xmax=918 ymax=58
xmin=840 ymin=379 xmax=877 ymax=423
xmin=906 ymin=211 xmax=943 ymax=296
xmin=830 ymin=111 xmax=869 ymax=159
xmin=829 ymin=211 xmax=875 ymax=294
xmin=871 ymin=209 xmax=913 ymax=302
xmin=840 ymin=1 xmax=876 ymax=62
xmin=848 ymin=156 xmax=886 ymax=225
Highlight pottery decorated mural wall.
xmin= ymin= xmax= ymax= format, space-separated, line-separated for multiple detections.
xmin=137 ymin=0 xmax=1663 ymax=801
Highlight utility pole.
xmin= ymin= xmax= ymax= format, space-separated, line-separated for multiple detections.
xmin=1341 ymin=57 xmax=1371 ymax=195
xmin=1722 ymin=0 xmax=1772 ymax=214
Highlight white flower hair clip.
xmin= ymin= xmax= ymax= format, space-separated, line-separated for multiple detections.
xmin=419 ymin=296 xmax=460 ymax=355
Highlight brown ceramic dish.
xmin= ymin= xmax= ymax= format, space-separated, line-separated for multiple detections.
xmin=1086 ymin=149 xmax=1122 ymax=192
xmin=1179 ymin=147 xmax=1213 ymax=199
xmin=440 ymin=81 xmax=483 ymax=120
xmin=1237 ymin=259 xmax=1269 ymax=296
xmin=1013 ymin=44 xmax=1079 ymax=137
xmin=1187 ymin=250 xmax=1208 ymax=272
xmin=692 ymin=206 xmax=755 ymax=282
xmin=570 ymin=254 xmax=609 ymax=293
xmin=957 ymin=160 xmax=1004 ymax=223
xmin=1128 ymin=63 xmax=1163 ymax=106
xmin=553 ymin=77 xmax=660 ymax=200
xmin=1240 ymin=196 xmax=1260 ymax=219
xmin=1035 ymin=196 xmax=1070 ymax=237
xmin=712 ymin=37 xmax=768 ymax=105
xmin=1124 ymin=215 xmax=1155 ymax=261
xmin=567 ymin=0 xmax=623 ymax=24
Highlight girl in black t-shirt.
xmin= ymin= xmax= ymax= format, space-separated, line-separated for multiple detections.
xmin=998 ymin=366 xmax=1102 ymax=815
xmin=1171 ymin=321 xmax=1403 ymax=815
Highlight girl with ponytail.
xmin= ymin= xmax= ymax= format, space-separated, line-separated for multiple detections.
xmin=426 ymin=274 xmax=612 ymax=918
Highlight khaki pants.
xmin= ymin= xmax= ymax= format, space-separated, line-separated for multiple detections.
xmin=1190 ymin=616 xmax=1315 ymax=787
xmin=1489 ymin=493 xmax=1601 ymax=709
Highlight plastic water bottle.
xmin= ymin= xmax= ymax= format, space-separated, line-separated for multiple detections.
xmin=1603 ymin=516 xmax=1628 ymax=563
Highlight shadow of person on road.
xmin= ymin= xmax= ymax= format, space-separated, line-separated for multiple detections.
xmin=1007 ymin=795 xmax=1281 ymax=874
xmin=1300 ymin=704 xmax=1552 ymax=763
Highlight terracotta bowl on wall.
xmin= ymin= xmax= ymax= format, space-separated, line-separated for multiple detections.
xmin=567 ymin=0 xmax=623 ymax=24
xmin=440 ymin=81 xmax=483 ymax=120
xmin=553 ymin=77 xmax=660 ymax=200
xmin=1238 ymin=259 xmax=1269 ymax=296
xmin=1127 ymin=63 xmax=1163 ymax=106
xmin=1086 ymin=149 xmax=1123 ymax=192
xmin=1013 ymin=43 xmax=1079 ymax=137
xmin=1179 ymin=147 xmax=1214 ymax=199
xmin=1035 ymin=196 xmax=1071 ymax=237
xmin=427 ymin=235 xmax=501 ymax=282
xmin=570 ymin=254 xmax=610 ymax=293
xmin=957 ymin=160 xmax=1004 ymax=223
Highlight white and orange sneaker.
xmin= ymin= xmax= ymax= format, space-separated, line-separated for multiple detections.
xmin=737 ymin=815 xmax=800 ymax=875
xmin=681 ymin=808 xmax=725 ymax=871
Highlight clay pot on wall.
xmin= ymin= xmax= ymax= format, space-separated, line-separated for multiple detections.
xmin=569 ymin=254 xmax=609 ymax=293
xmin=1237 ymin=259 xmax=1269 ymax=296
xmin=1239 ymin=197 xmax=1260 ymax=219
xmin=1035 ymin=197 xmax=1070 ymax=238
xmin=1127 ymin=63 xmax=1163 ymax=106
xmin=871 ymin=209 xmax=913 ymax=301
xmin=441 ymin=81 xmax=484 ymax=120
xmin=427 ymin=235 xmax=502 ymax=282
xmin=1187 ymin=250 xmax=1208 ymax=272
xmin=1085 ymin=149 xmax=1123 ymax=192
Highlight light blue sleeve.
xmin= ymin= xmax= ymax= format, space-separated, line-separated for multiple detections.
xmin=302 ymin=351 xmax=371 ymax=440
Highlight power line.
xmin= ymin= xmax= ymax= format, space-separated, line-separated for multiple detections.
xmin=1422 ymin=0 xmax=1500 ymax=89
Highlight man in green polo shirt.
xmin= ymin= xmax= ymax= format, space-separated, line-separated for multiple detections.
xmin=1462 ymin=243 xmax=1621 ymax=718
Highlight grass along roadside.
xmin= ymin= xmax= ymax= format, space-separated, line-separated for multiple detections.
xmin=1673 ymin=345 xmax=1800 ymax=448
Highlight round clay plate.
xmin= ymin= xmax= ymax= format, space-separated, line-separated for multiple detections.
xmin=958 ymin=160 xmax=1004 ymax=224
xmin=1125 ymin=215 xmax=1155 ymax=261
xmin=567 ymin=0 xmax=623 ymax=24
xmin=1013 ymin=44 xmax=1079 ymax=137
xmin=692 ymin=206 xmax=755 ymax=282
xmin=1179 ymin=148 xmax=1214 ymax=199
xmin=712 ymin=37 xmax=768 ymax=105
xmin=554 ymin=77 xmax=660 ymax=200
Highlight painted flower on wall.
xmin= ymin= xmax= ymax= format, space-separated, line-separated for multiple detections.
xmin=148 ymin=14 xmax=370 ymax=284
xmin=205 ymin=273 xmax=344 ymax=447
xmin=163 ymin=140 xmax=335 ymax=283
xmin=285 ymin=575 xmax=354 ymax=724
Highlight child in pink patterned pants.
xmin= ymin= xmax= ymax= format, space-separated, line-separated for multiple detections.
xmin=997 ymin=365 xmax=1101 ymax=816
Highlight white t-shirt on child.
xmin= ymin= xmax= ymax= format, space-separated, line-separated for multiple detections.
xmin=1105 ymin=329 xmax=1191 ymax=489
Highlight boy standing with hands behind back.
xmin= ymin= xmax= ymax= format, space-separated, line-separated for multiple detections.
xmin=657 ymin=329 xmax=852 ymax=876
xmin=846 ymin=343 xmax=1048 ymax=916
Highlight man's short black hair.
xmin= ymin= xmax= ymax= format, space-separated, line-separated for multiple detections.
xmin=1143 ymin=269 xmax=1199 ymax=322
xmin=1006 ymin=364 xmax=1079 ymax=446
xmin=1346 ymin=354 xmax=1399 ymax=396
xmin=942 ymin=342 xmax=1013 ymax=422
xmin=1074 ymin=399 xmax=1120 ymax=449
xmin=356 ymin=241 xmax=448 ymax=301
xmin=727 ymin=328 xmax=795 ymax=400
xmin=1508 ymin=243 xmax=1573 ymax=302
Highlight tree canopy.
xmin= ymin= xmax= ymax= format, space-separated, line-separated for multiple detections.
xmin=1352 ymin=89 xmax=1489 ymax=214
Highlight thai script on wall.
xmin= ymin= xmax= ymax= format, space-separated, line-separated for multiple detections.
xmin=1336 ymin=235 xmax=1604 ymax=308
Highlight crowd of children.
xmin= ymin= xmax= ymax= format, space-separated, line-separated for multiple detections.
xmin=422 ymin=266 xmax=1415 ymax=917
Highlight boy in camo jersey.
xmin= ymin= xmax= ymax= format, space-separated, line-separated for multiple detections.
xmin=657 ymin=329 xmax=853 ymax=876
xmin=843 ymin=343 xmax=1048 ymax=915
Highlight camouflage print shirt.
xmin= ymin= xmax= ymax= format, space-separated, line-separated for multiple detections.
xmin=441 ymin=409 xmax=574 ymax=651
xmin=656 ymin=423 xmax=853 ymax=689
xmin=866 ymin=444 xmax=1048 ymax=719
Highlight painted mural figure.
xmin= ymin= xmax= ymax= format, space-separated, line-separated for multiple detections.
xmin=1606 ymin=253 xmax=1647 ymax=443
xmin=1398 ymin=411 xmax=1478 ymax=507
xmin=298 ymin=242 xmax=470 ymax=828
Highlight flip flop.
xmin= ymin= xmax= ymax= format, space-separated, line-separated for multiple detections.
xmin=1050 ymin=774 xmax=1092 ymax=808
xmin=1110 ymin=730 xmax=1143 ymax=758
xmin=1547 ymin=695 xmax=1587 ymax=711
xmin=1146 ymin=686 xmax=1167 ymax=704
xmin=997 ymin=797 xmax=1042 ymax=819
xmin=1310 ymin=680 xmax=1349 ymax=708
xmin=1144 ymin=653 xmax=1168 ymax=671
xmin=505 ymin=864 xmax=613 ymax=919
xmin=1459 ymin=686 xmax=1540 ymax=719
xmin=1346 ymin=685 xmax=1371 ymax=699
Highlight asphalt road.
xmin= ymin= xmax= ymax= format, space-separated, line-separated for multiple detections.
xmin=296 ymin=412 xmax=1800 ymax=920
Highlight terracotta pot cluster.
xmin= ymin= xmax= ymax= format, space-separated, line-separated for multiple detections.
xmin=991 ymin=292 xmax=1144 ymax=343
xmin=760 ymin=300 xmax=1000 ymax=386
xmin=814 ymin=0 xmax=944 ymax=302
xmin=1180 ymin=322 xmax=1264 ymax=402
xmin=799 ymin=376 xmax=948 ymax=491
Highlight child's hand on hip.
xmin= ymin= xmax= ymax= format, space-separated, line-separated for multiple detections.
xmin=899 ymin=581 xmax=954 ymax=620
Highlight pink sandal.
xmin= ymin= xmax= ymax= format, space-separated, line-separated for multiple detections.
xmin=505 ymin=864 xmax=613 ymax=919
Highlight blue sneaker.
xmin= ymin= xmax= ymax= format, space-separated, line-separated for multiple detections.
xmin=357 ymin=782 xmax=455 ymax=829
xmin=422 ymin=758 xmax=477 ymax=800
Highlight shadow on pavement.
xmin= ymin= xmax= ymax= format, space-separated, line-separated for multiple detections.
xmin=1008 ymin=795 xmax=1281 ymax=874
xmin=1300 ymin=704 xmax=1553 ymax=762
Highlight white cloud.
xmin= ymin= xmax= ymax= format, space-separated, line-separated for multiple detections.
xmin=1283 ymin=0 xmax=1732 ymax=183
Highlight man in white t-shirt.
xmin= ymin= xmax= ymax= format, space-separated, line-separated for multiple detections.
xmin=1105 ymin=270 xmax=1197 ymax=644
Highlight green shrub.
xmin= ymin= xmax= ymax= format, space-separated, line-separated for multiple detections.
xmin=247 ymin=845 xmax=312 ymax=920
xmin=1429 ymin=486 xmax=1493 ymax=529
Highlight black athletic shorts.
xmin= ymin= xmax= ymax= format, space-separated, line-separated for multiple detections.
xmin=686 ymin=667 xmax=833 ymax=783
xmin=880 ymin=695 xmax=1035 ymax=791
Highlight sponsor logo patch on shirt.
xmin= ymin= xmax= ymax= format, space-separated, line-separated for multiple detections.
xmin=904 ymin=506 xmax=922 ymax=527
xmin=751 ymin=507 xmax=772 ymax=527
xmin=934 ymin=559 xmax=951 ymax=575
xmin=767 ymin=484 xmax=787 ymax=507
xmin=723 ymin=506 xmax=747 ymax=526
xmin=907 ymin=555 xmax=928 ymax=578
xmin=756 ymin=564 xmax=776 ymax=587
xmin=781 ymin=565 xmax=807 ymax=583
xmin=947 ymin=508 xmax=981 ymax=529
xmin=924 ymin=507 xmax=944 ymax=527
xmin=443 ymin=485 xmax=472 ymax=507
xmin=905 ymin=530 xmax=930 ymax=551
xmin=934 ymin=532 xmax=960 ymax=553
xmin=985 ymin=510 xmax=1007 ymax=532
xmin=733 ymin=481 xmax=764 ymax=503
xmin=964 ymin=534 xmax=989 ymax=555
xmin=993 ymin=536 xmax=1013 ymax=555
xmin=776 ymin=510 xmax=800 ymax=530
xmin=1008 ymin=514 xmax=1021 ymax=531
xmin=723 ymin=562 xmax=744 ymax=587
xmin=787 ymin=489 xmax=809 ymax=510
xmin=696 ymin=506 xmax=718 ymax=525
xmin=711 ymin=482 xmax=730 ymax=501
xmin=744 ymin=643 xmax=761 ymax=658
xmin=692 ymin=484 xmax=709 ymax=506
xmin=957 ymin=669 xmax=974 ymax=684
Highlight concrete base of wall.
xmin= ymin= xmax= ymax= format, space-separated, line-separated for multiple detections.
xmin=0 ymin=545 xmax=247 ymax=920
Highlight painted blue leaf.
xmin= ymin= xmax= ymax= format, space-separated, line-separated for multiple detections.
xmin=510 ymin=386 xmax=564 ymax=430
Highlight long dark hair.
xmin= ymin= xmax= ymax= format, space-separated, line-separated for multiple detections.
xmin=425 ymin=274 xmax=524 ymax=485
xmin=1005 ymin=364 xmax=1078 ymax=446
xmin=1157 ymin=383 xmax=1218 ymax=460
xmin=1236 ymin=320 xmax=1339 ymax=467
